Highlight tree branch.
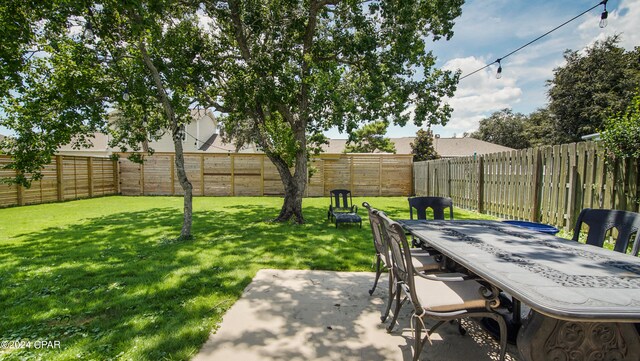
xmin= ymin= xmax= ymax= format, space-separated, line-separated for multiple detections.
xmin=138 ymin=38 xmax=177 ymax=131
xmin=199 ymin=90 xmax=232 ymax=113
xmin=228 ymin=0 xmax=251 ymax=61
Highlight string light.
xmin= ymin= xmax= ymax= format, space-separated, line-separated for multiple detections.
xmin=459 ymin=1 xmax=610 ymax=81
xmin=496 ymin=59 xmax=502 ymax=79
xmin=599 ymin=0 xmax=608 ymax=28
xmin=122 ymin=87 xmax=130 ymax=101
xmin=183 ymin=129 xmax=234 ymax=152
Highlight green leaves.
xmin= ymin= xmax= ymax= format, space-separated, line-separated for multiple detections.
xmin=1 ymin=36 xmax=109 ymax=186
xmin=547 ymin=35 xmax=640 ymax=144
xmin=601 ymin=90 xmax=640 ymax=159
xmin=345 ymin=121 xmax=396 ymax=153
xmin=470 ymin=109 xmax=531 ymax=149
xmin=411 ymin=128 xmax=439 ymax=161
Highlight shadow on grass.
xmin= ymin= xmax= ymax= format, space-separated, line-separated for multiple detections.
xmin=0 ymin=198 xmax=489 ymax=361
xmin=0 ymin=203 xmax=374 ymax=361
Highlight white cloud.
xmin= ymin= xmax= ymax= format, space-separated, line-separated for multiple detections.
xmin=432 ymin=56 xmax=522 ymax=136
xmin=576 ymin=0 xmax=640 ymax=50
xmin=334 ymin=0 xmax=640 ymax=139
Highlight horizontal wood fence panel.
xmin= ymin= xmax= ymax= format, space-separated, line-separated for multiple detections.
xmin=414 ymin=141 xmax=640 ymax=230
xmin=118 ymin=153 xmax=413 ymax=197
xmin=0 ymin=155 xmax=117 ymax=208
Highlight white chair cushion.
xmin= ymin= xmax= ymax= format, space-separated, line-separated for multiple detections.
xmin=413 ymin=276 xmax=486 ymax=312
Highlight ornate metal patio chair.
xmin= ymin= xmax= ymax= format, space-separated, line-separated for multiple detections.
xmin=363 ymin=202 xmax=441 ymax=322
xmin=572 ymin=208 xmax=640 ymax=255
xmin=382 ymin=216 xmax=507 ymax=361
xmin=328 ymin=189 xmax=361 ymax=228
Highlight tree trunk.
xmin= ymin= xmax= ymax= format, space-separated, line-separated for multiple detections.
xmin=173 ymin=129 xmax=193 ymax=238
xmin=275 ymin=168 xmax=306 ymax=223
xmin=269 ymin=128 xmax=307 ymax=224
xmin=139 ymin=38 xmax=193 ymax=239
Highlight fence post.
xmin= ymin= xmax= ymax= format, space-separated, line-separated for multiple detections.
xmin=200 ymin=154 xmax=205 ymax=196
xmin=478 ymin=156 xmax=485 ymax=213
xmin=426 ymin=162 xmax=430 ymax=196
xmin=170 ymin=155 xmax=175 ymax=194
xmin=349 ymin=156 xmax=354 ymax=192
xmin=230 ymin=154 xmax=235 ymax=196
xmin=410 ymin=157 xmax=415 ymax=196
xmin=140 ymin=155 xmax=145 ymax=195
xmin=56 ymin=155 xmax=64 ymax=201
xmin=261 ymin=155 xmax=265 ymax=196
xmin=15 ymin=170 xmax=24 ymax=206
xmin=530 ymin=148 xmax=543 ymax=222
xmin=87 ymin=157 xmax=94 ymax=198
xmin=447 ymin=159 xmax=452 ymax=197
xmin=113 ymin=159 xmax=120 ymax=195
xmin=566 ymin=165 xmax=578 ymax=231
xmin=379 ymin=156 xmax=383 ymax=196
xmin=564 ymin=143 xmax=578 ymax=231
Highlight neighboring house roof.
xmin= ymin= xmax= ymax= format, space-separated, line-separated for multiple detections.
xmin=56 ymin=109 xmax=512 ymax=157
xmin=322 ymin=137 xmax=513 ymax=157
xmin=321 ymin=139 xmax=349 ymax=153
xmin=431 ymin=137 xmax=514 ymax=157
xmin=56 ymin=108 xmax=262 ymax=156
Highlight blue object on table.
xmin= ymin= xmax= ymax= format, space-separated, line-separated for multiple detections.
xmin=502 ymin=220 xmax=559 ymax=235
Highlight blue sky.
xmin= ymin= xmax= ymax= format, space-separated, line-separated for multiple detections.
xmin=329 ymin=0 xmax=640 ymax=139
xmin=2 ymin=1 xmax=638 ymax=139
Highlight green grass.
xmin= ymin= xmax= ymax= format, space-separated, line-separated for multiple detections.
xmin=0 ymin=196 xmax=493 ymax=361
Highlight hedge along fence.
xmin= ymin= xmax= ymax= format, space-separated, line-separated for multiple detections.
xmin=414 ymin=141 xmax=640 ymax=231
xmin=117 ymin=152 xmax=413 ymax=197
xmin=0 ymin=155 xmax=118 ymax=207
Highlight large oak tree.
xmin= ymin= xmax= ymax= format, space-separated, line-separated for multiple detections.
xmin=204 ymin=0 xmax=463 ymax=223
xmin=2 ymin=0 xmax=464 ymax=228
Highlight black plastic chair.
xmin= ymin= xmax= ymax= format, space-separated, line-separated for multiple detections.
xmin=328 ymin=189 xmax=361 ymax=228
xmin=572 ymin=208 xmax=640 ymax=255
xmin=408 ymin=196 xmax=454 ymax=220
xmin=407 ymin=196 xmax=454 ymax=249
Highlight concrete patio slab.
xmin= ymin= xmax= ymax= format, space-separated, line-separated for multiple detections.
xmin=193 ymin=269 xmax=520 ymax=361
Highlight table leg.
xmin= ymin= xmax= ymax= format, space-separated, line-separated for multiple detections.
xmin=512 ymin=299 xmax=522 ymax=325
xmin=517 ymin=311 xmax=640 ymax=361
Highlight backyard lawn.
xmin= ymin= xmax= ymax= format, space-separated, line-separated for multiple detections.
xmin=0 ymin=196 xmax=494 ymax=361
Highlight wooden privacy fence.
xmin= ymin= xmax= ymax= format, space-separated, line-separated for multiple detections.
xmin=414 ymin=141 xmax=640 ymax=230
xmin=0 ymin=155 xmax=118 ymax=207
xmin=118 ymin=152 xmax=413 ymax=197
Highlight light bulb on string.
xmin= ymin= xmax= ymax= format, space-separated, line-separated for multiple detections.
xmin=599 ymin=0 xmax=608 ymax=28
xmin=83 ymin=22 xmax=94 ymax=39
xmin=122 ymin=87 xmax=130 ymax=101
xmin=83 ymin=7 xmax=94 ymax=39
xmin=496 ymin=59 xmax=503 ymax=79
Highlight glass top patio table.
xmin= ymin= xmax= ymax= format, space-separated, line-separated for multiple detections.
xmin=398 ymin=219 xmax=640 ymax=322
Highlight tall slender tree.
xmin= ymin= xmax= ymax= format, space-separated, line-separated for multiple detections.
xmin=0 ymin=1 xmax=215 ymax=239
